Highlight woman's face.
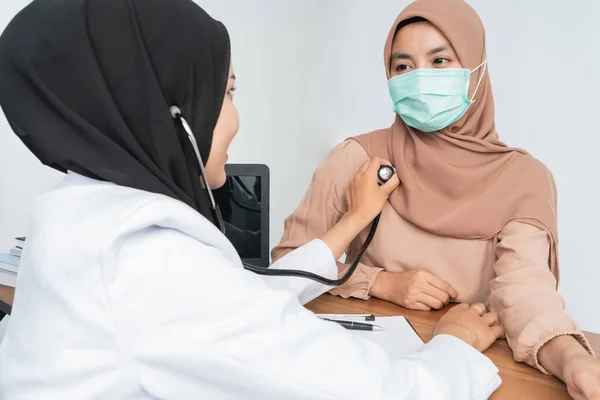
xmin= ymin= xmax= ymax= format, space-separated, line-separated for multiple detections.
xmin=390 ymin=21 xmax=462 ymax=77
xmin=204 ymin=61 xmax=239 ymax=188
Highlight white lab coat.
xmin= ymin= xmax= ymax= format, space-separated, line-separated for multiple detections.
xmin=0 ymin=172 xmax=501 ymax=399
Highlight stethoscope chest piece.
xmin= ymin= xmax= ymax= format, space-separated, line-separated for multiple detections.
xmin=377 ymin=165 xmax=396 ymax=184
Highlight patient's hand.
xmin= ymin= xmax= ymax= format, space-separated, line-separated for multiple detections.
xmin=539 ymin=335 xmax=600 ymax=400
xmin=370 ymin=270 xmax=458 ymax=310
xmin=564 ymin=356 xmax=600 ymax=400
xmin=434 ymin=303 xmax=504 ymax=352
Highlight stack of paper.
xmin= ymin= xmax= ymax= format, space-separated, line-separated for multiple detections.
xmin=0 ymin=253 xmax=20 ymax=288
xmin=9 ymin=237 xmax=25 ymax=257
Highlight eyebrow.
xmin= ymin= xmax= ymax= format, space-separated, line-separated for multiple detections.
xmin=390 ymin=44 xmax=453 ymax=62
xmin=391 ymin=52 xmax=412 ymax=61
xmin=427 ymin=45 xmax=452 ymax=56
xmin=230 ymin=74 xmax=236 ymax=80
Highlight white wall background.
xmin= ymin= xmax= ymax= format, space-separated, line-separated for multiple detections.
xmin=1 ymin=0 xmax=599 ymax=332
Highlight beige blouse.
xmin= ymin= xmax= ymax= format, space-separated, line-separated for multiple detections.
xmin=272 ymin=139 xmax=594 ymax=373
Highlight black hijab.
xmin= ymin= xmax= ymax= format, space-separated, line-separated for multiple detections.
xmin=0 ymin=0 xmax=231 ymax=220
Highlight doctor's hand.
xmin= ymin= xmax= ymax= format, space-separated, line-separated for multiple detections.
xmin=434 ymin=303 xmax=504 ymax=353
xmin=370 ymin=270 xmax=458 ymax=310
xmin=320 ymin=157 xmax=398 ymax=261
xmin=346 ymin=157 xmax=400 ymax=225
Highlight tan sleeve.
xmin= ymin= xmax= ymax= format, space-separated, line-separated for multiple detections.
xmin=271 ymin=139 xmax=384 ymax=300
xmin=488 ymin=221 xmax=595 ymax=374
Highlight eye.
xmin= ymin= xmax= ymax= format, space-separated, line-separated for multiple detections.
xmin=395 ymin=64 xmax=412 ymax=73
xmin=228 ymin=86 xmax=236 ymax=97
xmin=433 ymin=57 xmax=450 ymax=65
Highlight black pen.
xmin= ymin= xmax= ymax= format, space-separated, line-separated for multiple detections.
xmin=316 ymin=313 xmax=376 ymax=321
xmin=322 ymin=318 xmax=383 ymax=331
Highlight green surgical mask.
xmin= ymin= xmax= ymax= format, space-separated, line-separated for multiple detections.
xmin=388 ymin=59 xmax=487 ymax=132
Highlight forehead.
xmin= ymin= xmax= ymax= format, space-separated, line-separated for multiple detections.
xmin=392 ymin=21 xmax=453 ymax=51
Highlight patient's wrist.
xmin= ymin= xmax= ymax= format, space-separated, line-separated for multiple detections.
xmin=538 ymin=335 xmax=591 ymax=379
xmin=369 ymin=271 xmax=390 ymax=300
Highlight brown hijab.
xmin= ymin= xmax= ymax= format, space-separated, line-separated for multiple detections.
xmin=352 ymin=0 xmax=559 ymax=277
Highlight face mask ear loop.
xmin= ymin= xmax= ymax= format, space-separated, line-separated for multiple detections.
xmin=470 ymin=57 xmax=488 ymax=102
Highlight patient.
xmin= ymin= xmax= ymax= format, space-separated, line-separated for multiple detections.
xmin=273 ymin=0 xmax=600 ymax=397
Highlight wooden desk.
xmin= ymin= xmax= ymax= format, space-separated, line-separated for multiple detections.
xmin=306 ymin=294 xmax=600 ymax=400
xmin=0 ymin=284 xmax=14 ymax=316
xmin=1 ymin=284 xmax=597 ymax=398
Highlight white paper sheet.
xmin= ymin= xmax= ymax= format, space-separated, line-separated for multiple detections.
xmin=349 ymin=316 xmax=425 ymax=358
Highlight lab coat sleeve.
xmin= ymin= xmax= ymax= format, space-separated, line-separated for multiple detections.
xmin=261 ymin=239 xmax=338 ymax=305
xmin=106 ymin=227 xmax=501 ymax=400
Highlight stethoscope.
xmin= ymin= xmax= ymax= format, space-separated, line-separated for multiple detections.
xmin=170 ymin=106 xmax=396 ymax=286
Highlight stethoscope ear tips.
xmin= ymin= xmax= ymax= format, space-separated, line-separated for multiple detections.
xmin=169 ymin=105 xmax=182 ymax=119
xmin=378 ymin=165 xmax=396 ymax=183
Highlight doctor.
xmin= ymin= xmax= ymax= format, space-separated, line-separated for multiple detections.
xmin=0 ymin=0 xmax=503 ymax=398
